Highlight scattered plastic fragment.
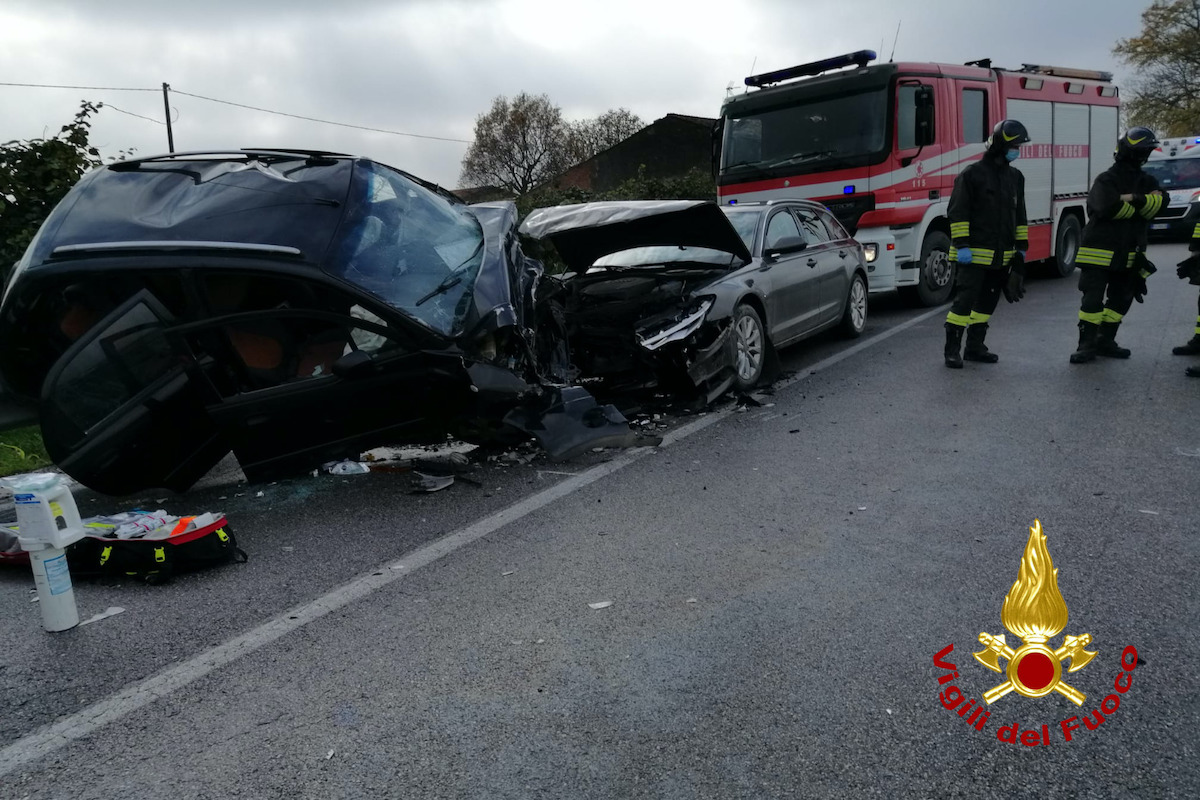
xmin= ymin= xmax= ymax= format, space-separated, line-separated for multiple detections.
xmin=325 ymin=460 xmax=370 ymax=475
xmin=858 ymin=506 xmax=867 ymax=511
xmin=410 ymin=472 xmax=454 ymax=493
xmin=326 ymin=749 xmax=335 ymax=760
xmin=80 ymin=606 xmax=126 ymax=626
xmin=686 ymin=598 xmax=698 ymax=604
xmin=502 ymin=570 xmax=516 ymax=576
xmin=588 ymin=600 xmax=613 ymax=610
xmin=1138 ymin=510 xmax=1159 ymax=515
xmin=255 ymin=491 xmax=264 ymax=498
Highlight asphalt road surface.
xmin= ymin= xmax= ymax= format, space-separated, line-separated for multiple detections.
xmin=1 ymin=243 xmax=1198 ymax=799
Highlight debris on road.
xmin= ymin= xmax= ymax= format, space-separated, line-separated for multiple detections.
xmin=324 ymin=460 xmax=371 ymax=475
xmin=80 ymin=606 xmax=126 ymax=626
xmin=410 ymin=472 xmax=454 ymax=493
xmin=588 ymin=600 xmax=614 ymax=610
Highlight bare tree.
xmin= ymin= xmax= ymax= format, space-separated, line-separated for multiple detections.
xmin=459 ymin=93 xmax=570 ymax=195
xmin=566 ymin=108 xmax=645 ymax=164
xmin=1114 ymin=0 xmax=1200 ymax=135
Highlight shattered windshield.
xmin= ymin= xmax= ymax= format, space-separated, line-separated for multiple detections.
xmin=722 ymin=88 xmax=888 ymax=177
xmin=1144 ymin=159 xmax=1200 ymax=190
xmin=327 ymin=162 xmax=485 ymax=336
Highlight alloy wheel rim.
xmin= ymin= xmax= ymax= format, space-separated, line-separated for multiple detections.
xmin=850 ymin=280 xmax=867 ymax=330
xmin=735 ymin=314 xmax=763 ymax=382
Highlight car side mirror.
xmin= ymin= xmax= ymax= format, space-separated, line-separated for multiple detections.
xmin=915 ymin=85 xmax=935 ymax=147
xmin=332 ymin=349 xmax=375 ymax=379
xmin=764 ymin=236 xmax=807 ymax=260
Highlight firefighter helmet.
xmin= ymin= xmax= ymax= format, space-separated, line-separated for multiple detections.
xmin=1115 ymin=127 xmax=1159 ymax=165
xmin=987 ymin=119 xmax=1031 ymax=154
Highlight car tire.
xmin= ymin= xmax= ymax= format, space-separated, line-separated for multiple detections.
xmin=731 ymin=303 xmax=767 ymax=392
xmin=1051 ymin=214 xmax=1082 ymax=278
xmin=911 ymin=230 xmax=954 ymax=306
xmin=839 ymin=272 xmax=868 ymax=338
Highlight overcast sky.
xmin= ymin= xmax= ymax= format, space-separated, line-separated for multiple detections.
xmin=1 ymin=0 xmax=1150 ymax=190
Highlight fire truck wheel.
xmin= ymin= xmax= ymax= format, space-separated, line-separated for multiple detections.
xmin=913 ymin=230 xmax=954 ymax=306
xmin=1051 ymin=214 xmax=1082 ymax=278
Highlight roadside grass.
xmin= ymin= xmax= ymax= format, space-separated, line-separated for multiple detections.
xmin=0 ymin=426 xmax=50 ymax=477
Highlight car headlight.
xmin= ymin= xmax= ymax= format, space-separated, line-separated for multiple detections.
xmin=638 ymin=298 xmax=714 ymax=351
xmin=863 ymin=243 xmax=878 ymax=263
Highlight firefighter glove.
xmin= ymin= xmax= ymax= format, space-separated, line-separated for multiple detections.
xmin=1003 ymin=269 xmax=1026 ymax=303
xmin=1133 ymin=274 xmax=1148 ymax=303
xmin=957 ymin=247 xmax=973 ymax=265
xmin=1178 ymin=253 xmax=1200 ymax=285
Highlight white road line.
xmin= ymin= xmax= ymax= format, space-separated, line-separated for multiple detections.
xmin=0 ymin=304 xmax=945 ymax=777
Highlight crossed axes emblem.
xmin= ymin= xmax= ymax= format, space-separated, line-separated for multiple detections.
xmin=974 ymin=631 xmax=1097 ymax=706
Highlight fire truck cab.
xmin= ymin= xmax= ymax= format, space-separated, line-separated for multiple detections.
xmin=1145 ymin=135 xmax=1200 ymax=241
xmin=715 ymin=50 xmax=1120 ymax=305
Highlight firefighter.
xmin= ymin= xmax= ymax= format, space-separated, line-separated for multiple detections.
xmin=1070 ymin=127 xmax=1166 ymax=364
xmin=943 ymin=119 xmax=1031 ymax=369
xmin=1172 ymin=223 xmax=1200 ymax=377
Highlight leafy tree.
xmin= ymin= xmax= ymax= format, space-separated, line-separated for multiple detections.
xmin=459 ymin=93 xmax=572 ymax=195
xmin=0 ymin=102 xmax=110 ymax=281
xmin=566 ymin=108 xmax=645 ymax=164
xmin=1113 ymin=0 xmax=1200 ymax=135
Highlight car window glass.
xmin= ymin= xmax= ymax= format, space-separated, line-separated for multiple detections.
xmin=197 ymin=274 xmax=406 ymax=393
xmin=765 ymin=210 xmax=802 ymax=249
xmin=795 ymin=209 xmax=832 ymax=245
xmin=722 ymin=209 xmax=761 ymax=252
xmin=326 ymin=162 xmax=485 ymax=336
xmin=44 ymin=298 xmax=179 ymax=448
xmin=816 ymin=209 xmax=849 ymax=241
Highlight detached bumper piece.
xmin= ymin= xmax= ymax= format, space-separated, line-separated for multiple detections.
xmin=504 ymin=387 xmax=652 ymax=461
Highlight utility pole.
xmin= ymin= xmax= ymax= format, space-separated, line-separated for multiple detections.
xmin=162 ymin=82 xmax=175 ymax=153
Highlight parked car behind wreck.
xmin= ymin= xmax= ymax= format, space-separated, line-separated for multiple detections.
xmin=521 ymin=199 xmax=869 ymax=403
xmin=0 ymin=149 xmax=633 ymax=496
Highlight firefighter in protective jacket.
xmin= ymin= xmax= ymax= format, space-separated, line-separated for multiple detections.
xmin=1070 ymin=127 xmax=1166 ymax=363
xmin=944 ymin=119 xmax=1030 ymax=369
xmin=1172 ymin=220 xmax=1200 ymax=377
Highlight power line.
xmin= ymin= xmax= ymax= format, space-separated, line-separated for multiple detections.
xmin=0 ymin=81 xmax=156 ymax=92
xmin=1 ymin=81 xmax=472 ymax=145
xmin=103 ymin=104 xmax=166 ymax=125
xmin=171 ymin=89 xmax=472 ymax=144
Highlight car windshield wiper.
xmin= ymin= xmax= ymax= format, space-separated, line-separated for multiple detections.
xmin=415 ymin=239 xmax=483 ymax=306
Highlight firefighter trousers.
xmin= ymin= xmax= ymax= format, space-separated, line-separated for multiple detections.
xmin=945 ymin=265 xmax=1006 ymax=328
xmin=1078 ymin=266 xmax=1138 ymax=325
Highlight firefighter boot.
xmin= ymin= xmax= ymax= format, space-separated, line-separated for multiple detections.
xmin=1096 ymin=321 xmax=1131 ymax=358
xmin=963 ymin=323 xmax=999 ymax=363
xmin=1070 ymin=321 xmax=1099 ymax=364
xmin=1172 ymin=335 xmax=1200 ymax=355
xmin=944 ymin=323 xmax=964 ymax=369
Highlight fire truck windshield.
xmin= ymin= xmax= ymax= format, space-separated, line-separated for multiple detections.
xmin=721 ymin=88 xmax=888 ymax=179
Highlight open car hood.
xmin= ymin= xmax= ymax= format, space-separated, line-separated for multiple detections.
xmin=519 ymin=201 xmax=753 ymax=274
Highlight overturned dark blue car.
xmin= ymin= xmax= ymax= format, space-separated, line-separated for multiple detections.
xmin=0 ymin=150 xmax=633 ymax=495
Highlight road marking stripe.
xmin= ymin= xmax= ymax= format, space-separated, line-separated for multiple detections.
xmin=0 ymin=304 xmax=945 ymax=777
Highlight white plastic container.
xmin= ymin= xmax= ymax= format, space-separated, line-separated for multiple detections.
xmin=2 ymin=473 xmax=86 ymax=632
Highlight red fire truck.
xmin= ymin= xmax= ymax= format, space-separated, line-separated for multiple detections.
xmin=715 ymin=50 xmax=1121 ymax=305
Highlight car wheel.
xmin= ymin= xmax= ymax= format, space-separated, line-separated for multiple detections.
xmin=1051 ymin=214 xmax=1082 ymax=278
xmin=913 ymin=230 xmax=954 ymax=306
xmin=839 ymin=273 xmax=868 ymax=338
xmin=731 ymin=303 xmax=766 ymax=392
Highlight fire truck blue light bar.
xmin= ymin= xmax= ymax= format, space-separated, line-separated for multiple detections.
xmin=745 ymin=50 xmax=878 ymax=87
xmin=844 ymin=186 xmax=855 ymax=194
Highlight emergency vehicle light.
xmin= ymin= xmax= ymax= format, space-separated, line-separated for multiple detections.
xmin=1020 ymin=64 xmax=1113 ymax=82
xmin=745 ymin=50 xmax=877 ymax=87
xmin=844 ymin=185 xmax=855 ymax=194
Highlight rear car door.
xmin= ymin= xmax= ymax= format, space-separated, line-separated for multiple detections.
xmin=796 ymin=206 xmax=852 ymax=323
xmin=761 ymin=207 xmax=823 ymax=343
xmin=37 ymin=291 xmax=229 ymax=496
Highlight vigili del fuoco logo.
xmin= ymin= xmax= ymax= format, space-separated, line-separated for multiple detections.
xmin=932 ymin=520 xmax=1141 ymax=745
